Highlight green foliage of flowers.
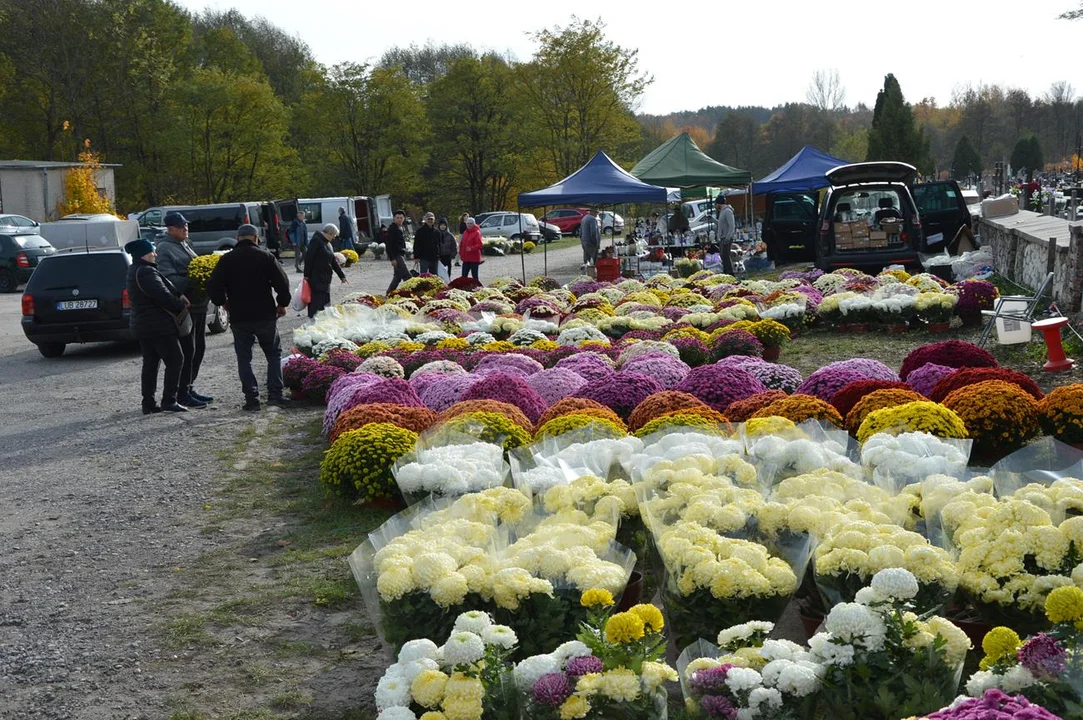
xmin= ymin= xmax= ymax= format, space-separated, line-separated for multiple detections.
xmin=318 ymin=422 xmax=417 ymax=501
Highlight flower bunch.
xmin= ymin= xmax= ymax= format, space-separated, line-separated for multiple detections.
xmin=899 ymin=340 xmax=997 ymax=381
xmin=373 ymin=610 xmax=517 ymax=720
xmin=300 ymin=364 xmax=347 ymax=404
xmin=340 ymin=248 xmax=359 ymax=266
xmin=709 ymin=328 xmax=765 ymax=362
xmin=439 ymin=400 xmax=533 ymax=433
xmin=439 ymin=412 xmax=532 ymax=451
xmin=534 ymin=414 xmax=629 ymax=443
xmin=860 ymin=431 xmax=970 ymax=485
xmin=320 ymin=422 xmax=418 ymax=501
xmin=942 ymin=380 xmax=1040 ymax=460
xmin=1039 ymin=384 xmax=1083 ymax=444
xmin=923 ymin=689 xmax=1062 ymax=720
xmin=358 ymin=355 xmax=406 ymax=379
xmin=553 ymin=352 xmax=615 ymax=383
xmin=949 ymin=279 xmax=999 ymax=317
xmin=635 ymin=412 xmax=729 ymax=438
xmin=856 ymin=401 xmax=968 ymax=443
xmin=347 ymin=377 xmax=424 ymax=410
xmin=913 ymin=292 xmax=958 ymax=323
xmin=676 ymin=365 xmax=768 ymax=413
xmin=461 ymin=373 xmax=548 ymax=425
xmin=185 ymin=253 xmax=220 ymax=293
xmin=574 ymin=373 xmax=664 ymax=421
xmin=844 ymin=387 xmax=926 ymax=435
xmin=669 ymin=336 xmax=712 ymax=367
xmin=620 ymin=353 xmax=691 ymax=390
xmin=905 ymin=363 xmax=957 ymax=398
xmin=907 ymin=273 xmax=951 ymax=292
xmin=330 ymin=403 xmax=438 ymax=445
xmin=830 ymin=379 xmax=914 ymax=418
xmin=795 ymin=358 xmax=900 ymax=402
xmin=535 ymin=398 xmax=622 ymax=429
xmin=752 ymin=394 xmax=844 ymax=428
xmin=627 ymin=391 xmax=714 ymax=433
xmin=395 ymin=441 xmax=507 ymax=500
xmin=725 ymin=390 xmax=789 ymax=422
xmin=283 ymin=355 xmax=320 ymax=391
xmin=929 ymin=366 xmax=1044 ymax=403
xmin=419 ymin=373 xmax=479 ymax=413
xmin=474 ymin=353 xmax=545 ymax=377
xmin=557 ymin=325 xmax=609 ymax=347
xmin=399 ymin=274 xmax=447 ymax=295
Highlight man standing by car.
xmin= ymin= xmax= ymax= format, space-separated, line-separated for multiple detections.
xmin=155 ymin=211 xmax=210 ymax=408
xmin=289 ymin=212 xmax=308 ymax=272
xmin=207 ymin=224 xmax=292 ymax=412
xmin=337 ymin=207 xmax=356 ymax=251
xmin=716 ymin=196 xmax=736 ymax=275
xmin=303 ymin=224 xmax=347 ymax=318
xmin=385 ymin=209 xmax=411 ymax=293
xmin=413 ymin=212 xmax=440 ymax=275
xmin=580 ymin=207 xmax=601 ymax=268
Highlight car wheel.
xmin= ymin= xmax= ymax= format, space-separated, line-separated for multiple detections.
xmin=37 ymin=342 xmax=65 ymax=358
xmin=510 ymin=234 xmax=521 ymax=241
xmin=572 ymin=225 xmax=581 ymax=237
xmin=0 ymin=268 xmax=18 ymax=293
xmin=603 ymin=226 xmax=614 ymax=236
xmin=208 ymin=303 xmax=229 ymax=334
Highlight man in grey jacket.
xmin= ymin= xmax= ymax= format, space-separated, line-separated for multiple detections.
xmin=716 ymin=196 xmax=737 ymax=275
xmin=156 ymin=211 xmax=211 ymax=408
xmin=580 ymin=207 xmax=601 ymax=267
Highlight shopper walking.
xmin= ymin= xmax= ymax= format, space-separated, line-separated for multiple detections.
xmin=289 ymin=212 xmax=309 ymax=272
xmin=580 ymin=207 xmax=601 ymax=267
xmin=303 ymin=223 xmax=347 ymax=318
xmin=437 ymin=217 xmax=457 ymax=276
xmin=207 ymin=224 xmax=292 ymax=412
xmin=459 ymin=216 xmax=483 ymax=281
xmin=155 ymin=211 xmax=210 ymax=408
xmin=413 ymin=211 xmax=441 ymax=275
xmin=125 ymin=238 xmax=190 ymax=414
xmin=716 ymin=196 xmax=736 ymax=275
xmin=458 ymin=213 xmax=469 ymax=235
xmin=337 ymin=207 xmax=356 ymax=251
xmin=385 ymin=209 xmax=411 ymax=293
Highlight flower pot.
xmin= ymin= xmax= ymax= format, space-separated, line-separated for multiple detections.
xmin=363 ymin=495 xmax=405 ymax=513
xmin=615 ymin=570 xmax=644 ymax=611
xmin=927 ymin=321 xmax=951 ymax=333
xmin=958 ymin=309 xmax=982 ymax=326
xmin=845 ymin=323 xmax=869 ymax=333
xmin=289 ymin=388 xmax=307 ymax=401
xmin=762 ymin=346 xmax=781 ymax=362
xmin=883 ymin=323 xmax=908 ymax=335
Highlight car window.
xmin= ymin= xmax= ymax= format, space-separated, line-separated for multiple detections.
xmin=774 ymin=196 xmax=816 ymax=221
xmin=29 ymin=253 xmax=128 ymax=288
xmin=479 ymin=216 xmax=501 ymax=228
xmin=182 ymin=206 xmax=245 ymax=234
xmin=140 ymin=209 xmax=162 ymax=227
xmin=299 ymin=203 xmax=322 ymax=224
xmin=832 ymin=189 xmax=904 ymax=220
xmin=13 ymin=235 xmax=51 ymax=249
xmin=13 ymin=216 xmax=34 ymax=227
xmin=913 ymin=184 xmax=959 ymax=213
xmin=503 ymin=215 xmax=518 ymax=226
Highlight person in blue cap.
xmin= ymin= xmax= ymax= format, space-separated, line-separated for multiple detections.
xmin=155 ymin=211 xmax=211 ymax=408
xmin=124 ymin=237 xmax=190 ymax=414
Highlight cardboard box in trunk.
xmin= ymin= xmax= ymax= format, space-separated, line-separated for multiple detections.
xmin=869 ymin=230 xmax=888 ymax=248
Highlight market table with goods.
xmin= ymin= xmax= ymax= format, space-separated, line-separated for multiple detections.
xmin=284 ymin=268 xmax=1083 ymax=720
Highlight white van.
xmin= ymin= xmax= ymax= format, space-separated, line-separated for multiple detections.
xmin=298 ymin=195 xmax=394 ymax=242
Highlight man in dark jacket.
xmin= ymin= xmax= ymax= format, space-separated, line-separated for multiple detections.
xmin=125 ymin=238 xmax=190 ymax=414
xmin=338 ymin=207 xmax=356 ymax=251
xmin=303 ymin=223 xmax=348 ymax=318
xmin=413 ymin=211 xmax=441 ymax=275
xmin=155 ymin=211 xmax=210 ymax=408
xmin=385 ymin=209 xmax=411 ymax=294
xmin=207 ymin=224 xmax=293 ymax=412
xmin=437 ymin=217 xmax=457 ymax=276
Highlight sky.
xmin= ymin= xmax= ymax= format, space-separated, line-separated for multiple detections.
xmin=178 ymin=0 xmax=1079 ymax=115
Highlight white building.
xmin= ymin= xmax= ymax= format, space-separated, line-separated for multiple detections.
xmin=0 ymin=160 xmax=120 ymax=222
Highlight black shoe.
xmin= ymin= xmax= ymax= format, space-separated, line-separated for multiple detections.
xmin=243 ymin=398 xmax=261 ymax=412
xmin=142 ymin=404 xmax=162 ymax=415
xmin=178 ymin=395 xmax=208 ymax=409
xmin=266 ymin=396 xmax=293 ymax=407
xmin=188 ymin=389 xmax=213 ymax=403
xmin=162 ymin=402 xmax=188 ymax=412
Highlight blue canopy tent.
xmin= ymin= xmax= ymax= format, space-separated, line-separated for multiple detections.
xmin=752 ymin=146 xmax=848 ymax=195
xmin=518 ymin=150 xmax=680 ymax=276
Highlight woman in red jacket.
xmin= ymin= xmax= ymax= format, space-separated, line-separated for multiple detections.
xmin=459 ymin=216 xmax=483 ymax=281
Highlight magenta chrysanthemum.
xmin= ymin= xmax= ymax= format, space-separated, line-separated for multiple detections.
xmin=700 ymin=695 xmax=738 ymax=720
xmin=554 ymin=351 xmax=616 ymax=383
xmin=419 ymin=373 xmax=479 ymax=412
xmin=527 ymin=367 xmax=588 ymax=405
xmin=795 ymin=358 xmax=899 ymax=401
xmin=905 ymin=362 xmax=956 ymax=398
xmin=531 ymin=672 xmax=573 ymax=707
xmin=474 ymin=353 xmax=545 ymax=377
xmin=621 ymin=353 xmax=691 ymax=389
xmin=461 ymin=372 xmax=548 ymax=423
xmin=565 ymin=655 xmax=603 ymax=677
xmin=675 ymin=365 xmax=767 ymax=413
xmin=1017 ymin=633 xmax=1067 ymax=677
xmin=575 ymin=372 xmax=665 ymax=420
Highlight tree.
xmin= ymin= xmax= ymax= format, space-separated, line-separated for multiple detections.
xmin=951 ymin=135 xmax=983 ymax=179
xmin=866 ymin=74 xmax=932 ymax=173
xmin=1046 ymin=81 xmax=1077 ymax=159
xmin=761 ymin=104 xmax=834 ymax=171
xmin=379 ymin=42 xmax=477 ymax=86
xmin=832 ymin=127 xmax=869 ymax=163
xmin=706 ymin=110 xmax=762 ymax=174
xmin=1010 ymin=135 xmax=1044 ymax=180
xmin=1061 ymin=2 xmax=1082 ymax=19
xmin=58 ymin=142 xmax=114 ymax=215
xmin=518 ymin=18 xmax=650 ymax=178
xmin=806 ymin=69 xmax=846 ymax=113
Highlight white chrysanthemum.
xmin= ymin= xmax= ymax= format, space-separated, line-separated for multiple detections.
xmin=965 ymin=670 xmax=1000 ymax=697
xmin=809 ymin=632 xmax=856 ymax=667
xmin=825 ymin=603 xmax=887 ymax=651
xmin=376 ymin=707 xmax=417 ymax=720
xmin=717 ymin=621 xmax=774 ymax=648
xmin=854 ymin=587 xmax=884 ymax=605
xmin=762 ymin=659 xmax=822 ymax=697
xmin=552 ymin=640 xmax=592 ymax=664
xmin=736 ymin=709 xmax=758 ymax=720
xmin=869 ymin=568 xmax=919 ymax=601
xmin=397 ymin=639 xmax=439 ymax=664
xmin=748 ymin=687 xmax=784 ymax=710
xmin=759 ymin=639 xmax=805 ymax=662
xmin=374 ymin=671 xmax=412 ymax=709
xmin=1000 ymin=665 xmax=1037 ymax=693
xmin=443 ymin=631 xmax=485 ymax=666
xmin=452 ymin=610 xmax=493 ymax=635
xmin=513 ymin=654 xmax=560 ymax=691
xmin=725 ymin=667 xmax=763 ymax=693
xmin=481 ymin=624 xmax=518 ymax=649
xmin=400 ymin=658 xmax=438 ymax=685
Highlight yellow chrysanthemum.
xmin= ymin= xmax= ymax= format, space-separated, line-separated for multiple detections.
xmin=604 ymin=611 xmax=645 ymax=644
xmin=1046 ymin=585 xmax=1083 ymax=623
xmin=580 ymin=588 xmax=615 ymax=608
xmin=420 ymin=713 xmax=448 ymax=720
xmin=981 ymin=626 xmax=1022 ymax=661
xmin=559 ymin=694 xmax=591 ymax=720
xmin=598 ymin=668 xmax=640 ymax=702
xmin=627 ymin=603 xmax=664 ymax=633
xmin=412 ymin=669 xmax=449 ymax=708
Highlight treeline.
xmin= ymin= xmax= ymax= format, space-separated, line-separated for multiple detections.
xmin=0 ymin=1 xmax=648 ymax=216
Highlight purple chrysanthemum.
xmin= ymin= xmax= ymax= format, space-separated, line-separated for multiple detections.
xmin=925 ymin=688 xmax=1062 ymax=719
xmin=300 ymin=364 xmax=346 ymax=405
xmin=621 ymin=353 xmax=691 ymax=390
xmin=419 ymin=373 xmax=479 ymax=412
xmin=568 ymin=280 xmax=608 ymax=296
xmin=474 ymin=353 xmax=544 ymax=377
xmin=575 ymin=372 xmax=664 ymax=420
xmin=905 ymin=362 xmax=956 ymax=398
xmin=741 ymin=360 xmax=803 ymax=393
xmin=663 ymin=306 xmax=692 ymax=321
xmin=531 ymin=672 xmax=573 ymax=707
xmin=795 ymin=358 xmax=899 ymax=401
xmin=710 ymin=329 xmax=763 ymax=361
xmin=1018 ymin=633 xmax=1068 ymax=677
xmin=690 ymin=665 xmax=732 ymax=694
xmin=564 ymin=655 xmax=603 ymax=677
xmin=527 ymin=367 xmax=588 ymax=405
xmin=283 ymin=355 xmax=321 ymax=391
xmin=670 ymin=337 xmax=711 ymax=367
xmin=676 ymin=364 xmax=767 ymax=413
xmin=791 ymin=284 xmax=823 ymax=309
xmin=554 ymin=352 xmax=616 ymax=383
xmin=700 ymin=694 xmax=738 ymax=719
xmin=321 ymin=348 xmax=364 ymax=372
xmin=461 ymin=372 xmax=548 ymax=423
xmin=348 ymin=377 xmax=422 ymax=409
xmin=322 ymin=372 xmax=385 ymax=436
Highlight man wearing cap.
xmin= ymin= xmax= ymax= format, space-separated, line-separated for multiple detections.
xmin=337 ymin=207 xmax=356 ymax=252
xmin=303 ymin=223 xmax=347 ymax=318
xmin=385 ymin=209 xmax=411 ymax=293
xmin=580 ymin=207 xmax=601 ymax=268
xmin=156 ymin=211 xmax=211 ymax=408
xmin=715 ymin=196 xmax=736 ymax=275
xmin=124 ymin=237 xmax=190 ymax=414
xmin=207 ymin=224 xmax=292 ymax=412
xmin=413 ymin=211 xmax=440 ymax=276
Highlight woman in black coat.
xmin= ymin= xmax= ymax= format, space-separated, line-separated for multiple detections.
xmin=125 ymin=238 xmax=191 ymax=414
xmin=303 ymin=223 xmax=348 ymax=318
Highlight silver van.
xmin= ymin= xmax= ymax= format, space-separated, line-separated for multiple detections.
xmin=132 ymin=202 xmax=268 ymax=255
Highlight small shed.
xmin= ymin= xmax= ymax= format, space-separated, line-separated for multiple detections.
xmin=0 ymin=160 xmax=120 ymax=222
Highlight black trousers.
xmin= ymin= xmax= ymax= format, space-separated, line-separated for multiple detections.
xmin=461 ymin=262 xmax=480 ymax=280
xmin=418 ymin=257 xmax=439 ymax=275
xmin=179 ymin=310 xmax=207 ymax=394
xmin=722 ymin=243 xmax=734 ymax=275
xmin=440 ymin=255 xmax=453 ymax=275
xmin=140 ymin=335 xmax=183 ymax=408
xmin=387 ymin=257 xmax=411 ymax=293
xmin=307 ymin=289 xmax=331 ymax=318
xmin=231 ymin=320 xmax=283 ymax=401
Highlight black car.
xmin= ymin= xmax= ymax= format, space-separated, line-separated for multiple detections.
xmin=21 ymin=248 xmax=134 ymax=357
xmin=761 ymin=192 xmax=819 ymax=263
xmin=0 ymin=231 xmax=56 ymax=293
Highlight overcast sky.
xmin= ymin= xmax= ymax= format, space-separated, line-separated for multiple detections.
xmin=178 ymin=0 xmax=1079 ymax=115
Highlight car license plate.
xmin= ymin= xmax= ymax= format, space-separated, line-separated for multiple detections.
xmin=56 ymin=299 xmax=97 ymax=310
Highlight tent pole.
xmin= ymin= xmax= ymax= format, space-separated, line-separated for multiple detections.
xmin=517 ymin=211 xmax=526 ymax=283
xmin=543 ymin=205 xmax=548 ymax=277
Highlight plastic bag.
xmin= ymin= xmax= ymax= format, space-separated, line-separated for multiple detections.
xmin=437 ymin=261 xmax=450 ymax=283
xmin=990 ymin=437 xmax=1083 ymax=498
xmin=289 ymin=280 xmax=307 ymax=311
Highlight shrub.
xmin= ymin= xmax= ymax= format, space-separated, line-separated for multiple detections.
xmin=533 ymin=413 xmax=628 ymax=442
xmin=942 ymin=379 xmax=1040 ymax=460
xmin=460 ymin=372 xmax=548 ymax=424
xmin=709 ymin=328 xmax=764 ymax=362
xmin=534 ymin=397 xmax=622 ymax=429
xmin=675 ymin=364 xmax=767 ymax=413
xmin=574 ymin=372 xmax=665 ymax=420
xmin=300 ymin=365 xmax=347 ymax=404
xmin=928 ymin=366 xmax=1044 ymax=403
xmin=627 ymin=390 xmax=713 ymax=432
xmin=898 ymin=340 xmax=997 ymax=381
xmin=830 ymin=379 xmax=914 ymax=418
xmin=283 ymin=356 xmax=321 ymax=392
xmin=1039 ymin=384 xmax=1083 ymax=444
xmin=855 ymin=401 xmax=968 ymax=443
xmin=635 ymin=412 xmax=728 ymax=438
xmin=844 ymin=388 xmax=925 ymax=436
xmin=752 ymin=394 xmax=844 ymax=427
xmin=319 ymin=423 xmax=417 ymax=501
xmin=437 ymin=411 xmax=532 ymax=450
xmin=437 ymin=400 xmax=533 ymax=432
xmin=725 ymin=390 xmax=789 ymax=422
xmin=330 ymin=403 xmax=438 ymax=444
xmin=796 ymin=358 xmax=900 ymax=401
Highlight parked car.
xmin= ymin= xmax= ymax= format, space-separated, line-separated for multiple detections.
xmin=538 ymin=220 xmax=562 ymax=242
xmin=814 ymin=162 xmax=926 ymax=271
xmin=762 ymin=192 xmax=820 ymax=263
xmin=0 ymin=230 xmax=55 ymax=293
xmin=599 ymin=211 xmax=624 ymax=235
xmin=542 ymin=208 xmax=589 ymax=235
xmin=910 ymin=180 xmax=972 ymax=250
xmin=0 ymin=214 xmax=41 ymax=232
xmin=477 ymin=212 xmax=543 ymax=241
xmin=131 ymin=202 xmax=284 ymax=255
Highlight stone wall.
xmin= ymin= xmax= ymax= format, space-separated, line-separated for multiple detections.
xmin=977 ymin=216 xmax=1083 ymax=313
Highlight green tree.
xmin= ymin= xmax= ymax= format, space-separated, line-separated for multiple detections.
xmin=300 ymin=63 xmax=428 ymax=200
xmin=1010 ymin=135 xmax=1044 ymax=180
xmin=518 ymin=18 xmax=650 ymax=178
xmin=426 ymin=54 xmax=525 ymax=213
xmin=866 ymin=74 xmax=932 ymax=173
xmin=707 ymin=110 xmax=762 ymax=174
xmin=950 ymin=135 xmax=983 ymax=179
xmin=379 ymin=42 xmax=477 ymax=86
xmin=832 ymin=127 xmax=869 ymax=163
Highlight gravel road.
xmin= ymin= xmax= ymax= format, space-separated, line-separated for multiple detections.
xmin=0 ymin=241 xmax=589 ymax=719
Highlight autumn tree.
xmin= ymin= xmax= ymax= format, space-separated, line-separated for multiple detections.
xmin=707 ymin=110 xmax=762 ymax=172
xmin=58 ymin=142 xmax=114 ymax=215
xmin=380 ymin=42 xmax=477 ymax=86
